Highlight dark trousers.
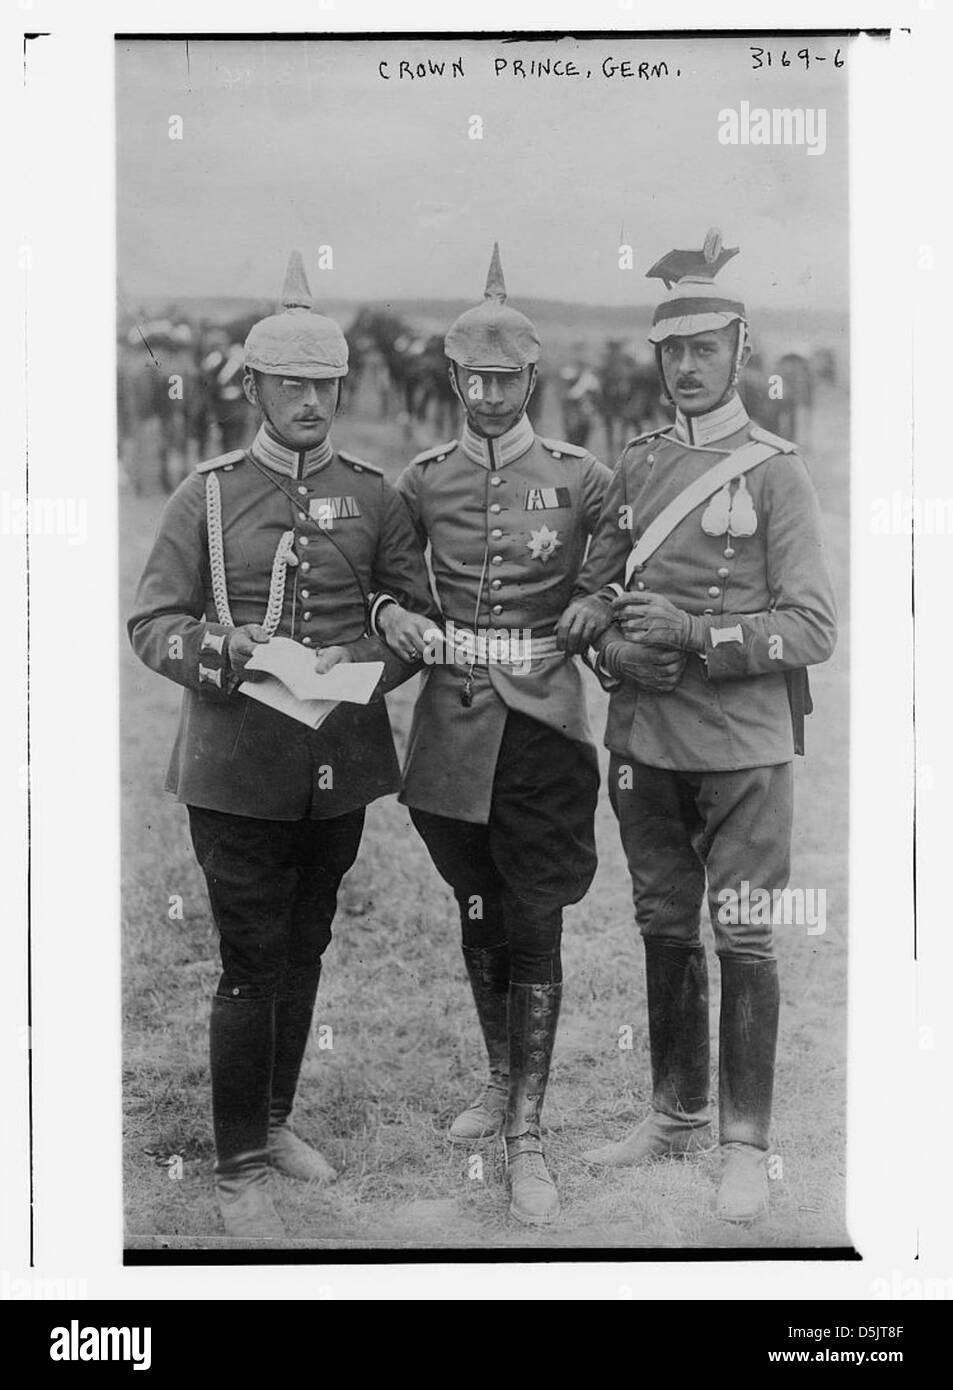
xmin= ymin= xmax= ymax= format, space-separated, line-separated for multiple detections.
xmin=410 ymin=711 xmax=599 ymax=983
xmin=608 ymin=756 xmax=793 ymax=960
xmin=187 ymin=805 xmax=366 ymax=997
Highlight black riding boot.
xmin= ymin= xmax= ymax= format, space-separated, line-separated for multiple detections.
xmin=210 ymin=989 xmax=284 ymax=1239
xmin=583 ymin=940 xmax=713 ymax=1166
xmin=503 ymin=982 xmax=562 ymax=1226
xmin=268 ymin=963 xmax=338 ymax=1183
xmin=449 ymin=944 xmax=511 ymax=1142
xmin=717 ymin=956 xmax=780 ymax=1222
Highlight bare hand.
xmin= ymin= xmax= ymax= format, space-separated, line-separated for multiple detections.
xmin=611 ymin=591 xmax=696 ymax=651
xmin=556 ymin=594 xmax=614 ymax=655
xmin=227 ymin=623 xmax=270 ymax=679
xmin=314 ymin=645 xmax=352 ymax=674
xmin=379 ymin=603 xmax=437 ymax=662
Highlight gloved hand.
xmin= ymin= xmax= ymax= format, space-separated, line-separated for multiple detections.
xmin=611 ymin=591 xmax=702 ymax=652
xmin=556 ymin=593 xmax=614 ymax=654
xmin=599 ymin=633 xmax=687 ymax=693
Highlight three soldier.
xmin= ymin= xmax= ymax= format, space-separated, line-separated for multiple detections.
xmin=130 ymin=232 xmax=835 ymax=1236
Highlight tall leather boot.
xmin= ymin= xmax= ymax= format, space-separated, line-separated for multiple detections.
xmin=583 ymin=940 xmax=712 ymax=1166
xmin=210 ymin=989 xmax=285 ymax=1239
xmin=449 ymin=944 xmax=511 ymax=1142
xmin=268 ymin=963 xmax=338 ymax=1183
xmin=716 ymin=956 xmax=780 ymax=1222
xmin=503 ymin=982 xmax=562 ymax=1226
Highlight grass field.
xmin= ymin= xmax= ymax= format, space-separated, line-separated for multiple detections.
xmin=121 ymin=382 xmax=850 ymax=1252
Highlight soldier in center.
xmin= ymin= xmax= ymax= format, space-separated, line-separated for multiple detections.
xmin=374 ymin=246 xmax=611 ymax=1225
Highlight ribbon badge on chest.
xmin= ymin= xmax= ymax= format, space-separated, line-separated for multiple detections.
xmin=700 ymin=476 xmax=758 ymax=539
xmin=309 ymin=495 xmax=361 ymax=529
xmin=527 ymin=524 xmax=562 ymax=562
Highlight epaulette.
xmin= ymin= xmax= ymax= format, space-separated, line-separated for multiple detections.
xmin=411 ymin=440 xmax=458 ymax=466
xmin=749 ymin=424 xmax=798 ymax=455
xmin=195 ymin=449 xmax=246 ymax=474
xmin=621 ymin=426 xmax=673 ymax=454
xmin=337 ymin=449 xmax=384 ymax=476
xmin=538 ymin=436 xmax=590 ymax=460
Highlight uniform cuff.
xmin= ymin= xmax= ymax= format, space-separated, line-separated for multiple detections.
xmin=198 ymin=624 xmax=238 ymax=697
xmin=369 ymin=592 xmax=399 ymax=638
xmin=585 ymin=644 xmax=622 ymax=692
xmin=686 ymin=614 xmax=711 ymax=654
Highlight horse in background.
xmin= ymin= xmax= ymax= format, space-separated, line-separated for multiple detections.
xmin=597 ymin=341 xmax=666 ymax=459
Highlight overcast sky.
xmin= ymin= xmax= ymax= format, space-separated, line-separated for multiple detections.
xmin=116 ymin=35 xmax=850 ymax=311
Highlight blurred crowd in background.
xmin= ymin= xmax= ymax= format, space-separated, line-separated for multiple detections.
xmin=117 ymin=304 xmax=842 ymax=494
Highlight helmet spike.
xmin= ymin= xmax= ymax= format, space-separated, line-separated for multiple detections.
xmin=280 ymin=250 xmax=313 ymax=311
xmin=244 ymin=250 xmax=348 ymax=378
xmin=483 ymin=242 xmax=507 ymax=303
xmin=444 ymin=243 xmax=540 ymax=371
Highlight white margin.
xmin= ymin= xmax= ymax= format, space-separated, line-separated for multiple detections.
xmin=2 ymin=0 xmax=946 ymax=1304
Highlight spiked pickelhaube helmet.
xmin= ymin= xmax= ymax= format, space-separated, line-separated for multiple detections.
xmin=243 ymin=250 xmax=349 ymax=379
xmin=444 ymin=243 xmax=541 ymax=373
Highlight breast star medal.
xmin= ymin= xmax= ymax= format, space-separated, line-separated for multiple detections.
xmin=527 ymin=524 xmax=562 ymax=562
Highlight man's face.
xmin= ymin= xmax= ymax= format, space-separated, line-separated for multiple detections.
xmin=244 ymin=371 xmax=339 ymax=449
xmin=454 ymin=364 xmax=532 ymax=438
xmin=659 ymin=325 xmax=742 ymax=415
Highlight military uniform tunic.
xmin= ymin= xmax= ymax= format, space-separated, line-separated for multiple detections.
xmin=574 ymin=394 xmax=837 ymax=957
xmin=129 ymin=426 xmax=434 ymax=822
xmin=395 ymin=413 xmax=612 ymax=824
xmin=388 ymin=411 xmax=611 ymax=974
xmin=577 ymin=394 xmax=837 ymax=771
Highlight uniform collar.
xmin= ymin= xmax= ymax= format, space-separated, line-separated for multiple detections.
xmin=674 ymin=392 xmax=749 ymax=448
xmin=249 ymin=424 xmax=334 ymax=480
xmin=460 ymin=412 xmax=535 ymax=469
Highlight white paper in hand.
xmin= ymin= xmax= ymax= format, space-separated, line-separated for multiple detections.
xmin=242 ymin=636 xmax=383 ymax=703
xmin=238 ymin=676 xmax=339 ymax=731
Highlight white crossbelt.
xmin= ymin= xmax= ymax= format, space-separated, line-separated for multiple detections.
xmin=623 ymin=439 xmax=779 ymax=587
